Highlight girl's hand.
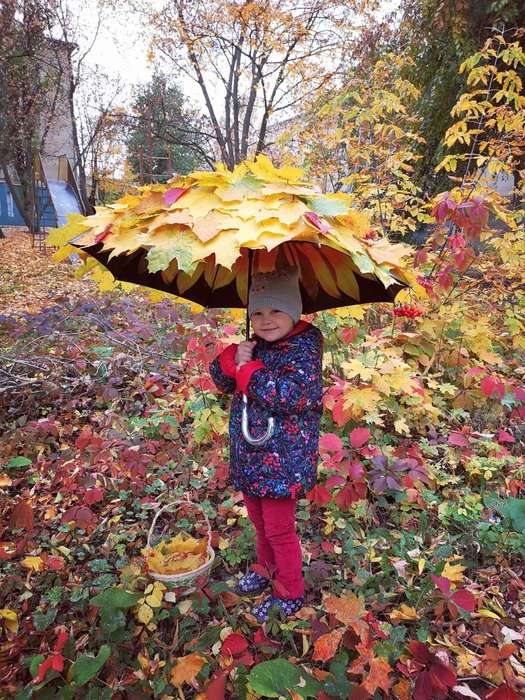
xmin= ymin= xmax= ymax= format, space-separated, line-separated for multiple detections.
xmin=235 ymin=341 xmax=256 ymax=367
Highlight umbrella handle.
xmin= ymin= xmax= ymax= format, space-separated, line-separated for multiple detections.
xmin=241 ymin=394 xmax=275 ymax=446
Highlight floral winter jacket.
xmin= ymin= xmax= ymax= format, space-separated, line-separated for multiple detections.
xmin=209 ymin=321 xmax=323 ymax=499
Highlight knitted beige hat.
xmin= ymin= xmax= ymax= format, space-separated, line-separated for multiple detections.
xmin=248 ymin=267 xmax=302 ymax=323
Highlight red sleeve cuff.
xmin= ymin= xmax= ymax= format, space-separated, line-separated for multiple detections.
xmin=236 ymin=360 xmax=265 ymax=395
xmin=218 ymin=343 xmax=238 ymax=378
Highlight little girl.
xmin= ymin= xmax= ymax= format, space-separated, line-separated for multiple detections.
xmin=209 ymin=266 xmax=323 ymax=622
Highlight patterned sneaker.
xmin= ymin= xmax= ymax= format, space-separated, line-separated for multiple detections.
xmin=252 ymin=595 xmax=304 ymax=622
xmin=235 ymin=571 xmax=271 ymax=595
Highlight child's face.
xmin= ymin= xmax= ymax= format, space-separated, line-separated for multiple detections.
xmin=250 ymin=307 xmax=295 ymax=342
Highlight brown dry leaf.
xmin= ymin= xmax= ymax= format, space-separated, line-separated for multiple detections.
xmin=170 ymin=652 xmax=205 ymax=687
xmin=9 ymin=502 xmax=34 ymax=531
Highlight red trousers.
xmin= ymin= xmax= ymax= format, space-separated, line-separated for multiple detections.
xmin=243 ymin=493 xmax=304 ymax=598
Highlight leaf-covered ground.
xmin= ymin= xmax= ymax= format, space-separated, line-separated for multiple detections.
xmin=1 ymin=230 xmax=524 ymax=700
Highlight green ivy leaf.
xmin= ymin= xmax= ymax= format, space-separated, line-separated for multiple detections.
xmin=248 ymin=659 xmax=320 ymax=698
xmin=90 ymin=587 xmax=142 ymax=610
xmin=70 ymin=645 xmax=111 ymax=686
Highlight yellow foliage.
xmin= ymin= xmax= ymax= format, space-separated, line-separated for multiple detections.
xmin=142 ymin=533 xmax=209 ymax=575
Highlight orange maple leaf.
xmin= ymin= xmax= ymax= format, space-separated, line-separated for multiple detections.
xmin=312 ymin=628 xmax=345 ymax=662
xmin=324 ymin=592 xmax=368 ymax=641
xmin=170 ymin=652 xmax=206 ymax=687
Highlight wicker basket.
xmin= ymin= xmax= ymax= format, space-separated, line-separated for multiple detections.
xmin=145 ymin=499 xmax=215 ymax=598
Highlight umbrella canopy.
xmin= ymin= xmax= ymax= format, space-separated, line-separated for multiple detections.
xmin=51 ymin=156 xmax=414 ymax=311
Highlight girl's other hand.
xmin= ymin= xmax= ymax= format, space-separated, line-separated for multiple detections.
xmin=235 ymin=340 xmax=256 ymax=367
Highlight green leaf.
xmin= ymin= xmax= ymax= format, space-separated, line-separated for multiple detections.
xmin=70 ymin=645 xmax=111 ymax=687
xmin=88 ymin=559 xmax=111 ymax=573
xmin=90 ymin=587 xmax=142 ymax=610
xmin=147 ymin=244 xmax=193 ymax=274
xmin=100 ymin=608 xmax=126 ymax=634
xmin=6 ymin=456 xmax=32 ymax=469
xmin=29 ymin=655 xmax=45 ymax=678
xmin=351 ymin=251 xmax=375 ymax=274
xmin=305 ymin=197 xmax=350 ymax=216
xmin=33 ymin=608 xmax=57 ymax=631
xmin=248 ymin=659 xmax=320 ymax=698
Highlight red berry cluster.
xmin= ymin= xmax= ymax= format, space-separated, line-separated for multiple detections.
xmin=364 ymin=229 xmax=379 ymax=240
xmin=393 ymin=304 xmax=424 ymax=318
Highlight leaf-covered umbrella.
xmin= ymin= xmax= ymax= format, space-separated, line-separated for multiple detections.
xmin=50 ymin=155 xmax=414 ymax=312
xmin=50 ymin=156 xmax=416 ymax=446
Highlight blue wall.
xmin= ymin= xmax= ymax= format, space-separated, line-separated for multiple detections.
xmin=0 ymin=181 xmax=81 ymax=228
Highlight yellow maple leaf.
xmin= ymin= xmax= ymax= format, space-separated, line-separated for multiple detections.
xmin=442 ymin=559 xmax=466 ymax=583
xmin=342 ymin=387 xmax=381 ymax=418
xmin=21 ymin=556 xmax=44 ymax=572
xmin=0 ymin=608 xmax=18 ymax=634
xmin=341 ymin=359 xmax=375 ymax=382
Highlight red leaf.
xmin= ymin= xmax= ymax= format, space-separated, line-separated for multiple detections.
xmin=54 ymin=627 xmax=68 ymax=653
xmin=413 ymin=669 xmax=433 ymax=700
xmin=431 ymin=574 xmax=451 ymax=597
xmin=84 ymin=488 xmax=104 ymax=505
xmin=163 ymin=187 xmax=188 ymax=206
xmin=9 ymin=501 xmax=34 ymax=531
xmin=408 ymin=641 xmax=432 ymax=664
xmin=497 ymin=429 xmax=515 ymax=443
xmin=334 ymin=482 xmax=366 ymax=510
xmin=304 ymin=211 xmax=331 ymax=232
xmin=221 ymin=633 xmax=248 ymax=658
xmin=480 ymin=375 xmax=505 ymax=398
xmin=319 ymin=433 xmax=344 ymax=452
xmin=447 ymin=432 xmax=469 ymax=447
xmin=306 ymin=484 xmax=331 ymax=507
xmin=60 ymin=505 xmax=97 ymax=530
xmin=35 ymin=654 xmax=64 ymax=683
xmin=94 ymin=224 xmax=112 ymax=244
xmin=205 ymin=670 xmax=227 ymax=699
xmin=450 ymin=589 xmax=476 ymax=612
xmin=341 ymin=327 xmax=359 ymax=344
xmin=47 ymin=556 xmax=65 ymax=571
xmin=349 ymin=427 xmax=371 ymax=449
xmin=486 ymin=684 xmax=519 ymax=700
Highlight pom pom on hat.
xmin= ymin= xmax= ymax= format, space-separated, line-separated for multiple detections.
xmin=248 ymin=267 xmax=302 ymax=323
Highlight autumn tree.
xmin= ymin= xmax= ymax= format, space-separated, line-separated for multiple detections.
xmin=145 ymin=0 xmax=378 ymax=168
xmin=0 ymin=0 xmax=62 ymax=232
xmin=126 ymin=74 xmax=207 ymax=182
xmin=393 ymin=0 xmax=525 ymax=193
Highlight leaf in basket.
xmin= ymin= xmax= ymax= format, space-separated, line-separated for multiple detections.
xmin=164 ymin=552 xmax=206 ymax=574
xmin=162 ymin=533 xmax=207 ymax=555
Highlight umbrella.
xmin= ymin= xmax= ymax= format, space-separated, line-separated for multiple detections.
xmin=49 ymin=155 xmax=415 ymax=444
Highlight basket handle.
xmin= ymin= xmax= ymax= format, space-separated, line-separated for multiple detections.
xmin=147 ymin=498 xmax=212 ymax=552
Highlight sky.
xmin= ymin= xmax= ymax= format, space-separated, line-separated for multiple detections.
xmin=76 ymin=0 xmax=401 ymax=111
